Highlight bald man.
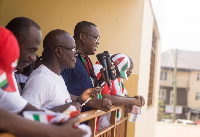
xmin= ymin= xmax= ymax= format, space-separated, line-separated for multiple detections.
xmin=22 ymin=29 xmax=100 ymax=112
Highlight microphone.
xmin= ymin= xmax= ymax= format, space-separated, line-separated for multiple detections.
xmin=104 ymin=51 xmax=115 ymax=80
xmin=96 ymin=53 xmax=111 ymax=86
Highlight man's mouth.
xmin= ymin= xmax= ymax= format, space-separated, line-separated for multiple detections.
xmin=94 ymin=46 xmax=98 ymax=51
xmin=21 ymin=62 xmax=30 ymax=69
xmin=15 ymin=61 xmax=29 ymax=73
xmin=22 ymin=62 xmax=30 ymax=68
xmin=72 ymin=58 xmax=77 ymax=63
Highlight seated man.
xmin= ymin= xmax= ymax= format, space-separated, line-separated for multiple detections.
xmin=94 ymin=53 xmax=145 ymax=130
xmin=0 ymin=26 xmax=87 ymax=137
xmin=22 ymin=29 xmax=100 ymax=112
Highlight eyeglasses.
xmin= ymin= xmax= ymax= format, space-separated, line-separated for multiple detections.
xmin=82 ymin=32 xmax=100 ymax=42
xmin=58 ymin=46 xmax=77 ymax=54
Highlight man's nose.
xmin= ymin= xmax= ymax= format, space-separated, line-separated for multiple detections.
xmin=30 ymin=54 xmax=36 ymax=62
xmin=128 ymin=69 xmax=132 ymax=74
xmin=96 ymin=39 xmax=100 ymax=45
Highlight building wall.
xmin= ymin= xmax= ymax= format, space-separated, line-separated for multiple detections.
xmin=188 ymin=71 xmax=200 ymax=109
xmin=160 ymin=69 xmax=189 ymax=88
xmin=160 ymin=69 xmax=173 ymax=86
xmin=134 ymin=0 xmax=160 ymax=137
xmin=177 ymin=71 xmax=189 ymax=88
xmin=0 ymin=0 xmax=144 ymax=75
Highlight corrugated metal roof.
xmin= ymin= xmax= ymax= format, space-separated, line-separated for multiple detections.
xmin=161 ymin=49 xmax=200 ymax=70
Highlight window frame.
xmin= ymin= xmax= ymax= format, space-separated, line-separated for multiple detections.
xmin=160 ymin=70 xmax=168 ymax=81
xmin=147 ymin=29 xmax=157 ymax=107
xmin=159 ymin=89 xmax=167 ymax=101
xmin=195 ymin=92 xmax=200 ymax=100
xmin=197 ymin=73 xmax=200 ymax=81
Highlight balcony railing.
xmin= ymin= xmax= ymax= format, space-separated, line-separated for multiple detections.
xmin=0 ymin=106 xmax=128 ymax=137
xmin=80 ymin=105 xmax=128 ymax=137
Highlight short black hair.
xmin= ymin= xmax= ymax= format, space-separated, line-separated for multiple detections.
xmin=74 ymin=21 xmax=97 ymax=39
xmin=5 ymin=17 xmax=40 ymax=45
xmin=43 ymin=29 xmax=69 ymax=50
xmin=42 ymin=29 xmax=70 ymax=61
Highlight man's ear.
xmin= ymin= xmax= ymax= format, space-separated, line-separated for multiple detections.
xmin=79 ymin=33 xmax=84 ymax=42
xmin=55 ymin=47 xmax=61 ymax=57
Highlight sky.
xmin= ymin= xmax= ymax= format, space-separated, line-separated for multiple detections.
xmin=151 ymin=0 xmax=200 ymax=53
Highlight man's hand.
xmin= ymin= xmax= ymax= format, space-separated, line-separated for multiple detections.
xmin=93 ymin=98 xmax=112 ymax=112
xmin=133 ymin=95 xmax=145 ymax=106
xmin=131 ymin=98 xmax=143 ymax=108
xmin=68 ymin=102 xmax=82 ymax=111
xmin=80 ymin=87 xmax=101 ymax=104
xmin=0 ymin=109 xmax=87 ymax=137
xmin=57 ymin=116 xmax=87 ymax=137
xmin=50 ymin=103 xmax=81 ymax=113
xmin=111 ymin=62 xmax=116 ymax=77
xmin=99 ymin=62 xmax=116 ymax=83
xmin=125 ymin=104 xmax=133 ymax=113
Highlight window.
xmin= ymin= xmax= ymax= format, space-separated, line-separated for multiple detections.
xmin=197 ymin=74 xmax=200 ymax=81
xmin=195 ymin=92 xmax=200 ymax=100
xmin=159 ymin=89 xmax=166 ymax=101
xmin=160 ymin=71 xmax=167 ymax=80
xmin=170 ymin=90 xmax=174 ymax=105
xmin=147 ymin=29 xmax=157 ymax=106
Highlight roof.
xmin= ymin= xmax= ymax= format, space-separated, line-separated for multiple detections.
xmin=161 ymin=49 xmax=200 ymax=71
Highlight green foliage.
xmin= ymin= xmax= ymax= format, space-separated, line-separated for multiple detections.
xmin=157 ymin=100 xmax=166 ymax=121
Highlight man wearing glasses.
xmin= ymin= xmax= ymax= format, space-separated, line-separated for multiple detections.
xmin=61 ymin=21 xmax=112 ymax=113
xmin=22 ymin=29 xmax=101 ymax=113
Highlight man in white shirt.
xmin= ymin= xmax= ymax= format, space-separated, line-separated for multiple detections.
xmin=22 ymin=64 xmax=72 ymax=110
